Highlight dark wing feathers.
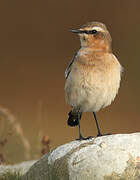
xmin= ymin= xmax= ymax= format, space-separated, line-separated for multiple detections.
xmin=65 ymin=52 xmax=77 ymax=79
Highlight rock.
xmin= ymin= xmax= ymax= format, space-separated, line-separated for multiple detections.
xmin=0 ymin=160 xmax=37 ymax=176
xmin=21 ymin=133 xmax=140 ymax=180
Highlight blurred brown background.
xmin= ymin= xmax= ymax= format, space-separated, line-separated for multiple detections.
xmin=0 ymin=0 xmax=139 ymax=163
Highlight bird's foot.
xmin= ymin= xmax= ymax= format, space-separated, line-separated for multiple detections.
xmin=97 ymin=133 xmax=111 ymax=137
xmin=76 ymin=135 xmax=93 ymax=141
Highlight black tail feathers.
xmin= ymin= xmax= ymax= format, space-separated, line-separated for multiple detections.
xmin=67 ymin=110 xmax=81 ymax=127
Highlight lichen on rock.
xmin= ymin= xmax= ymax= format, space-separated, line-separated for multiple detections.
xmin=104 ymin=155 xmax=140 ymax=180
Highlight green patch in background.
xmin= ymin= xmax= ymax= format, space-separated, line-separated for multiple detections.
xmin=0 ymin=171 xmax=21 ymax=180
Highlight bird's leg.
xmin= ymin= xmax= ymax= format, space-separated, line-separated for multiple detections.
xmin=93 ymin=112 xmax=102 ymax=136
xmin=77 ymin=113 xmax=93 ymax=140
xmin=93 ymin=112 xmax=111 ymax=137
xmin=77 ymin=112 xmax=84 ymax=140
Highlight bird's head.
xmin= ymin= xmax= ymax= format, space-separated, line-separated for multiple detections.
xmin=71 ymin=22 xmax=112 ymax=52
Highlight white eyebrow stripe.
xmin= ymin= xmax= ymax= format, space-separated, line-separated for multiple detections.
xmin=92 ymin=26 xmax=104 ymax=32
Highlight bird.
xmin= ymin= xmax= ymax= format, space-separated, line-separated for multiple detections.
xmin=64 ymin=22 xmax=122 ymax=140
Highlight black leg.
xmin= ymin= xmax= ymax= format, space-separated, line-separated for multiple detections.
xmin=77 ymin=112 xmax=84 ymax=140
xmin=77 ymin=113 xmax=93 ymax=140
xmin=93 ymin=112 xmax=102 ymax=137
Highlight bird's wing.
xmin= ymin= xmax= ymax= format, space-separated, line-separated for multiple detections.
xmin=65 ymin=52 xmax=77 ymax=79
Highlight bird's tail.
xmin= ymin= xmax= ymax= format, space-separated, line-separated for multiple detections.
xmin=67 ymin=110 xmax=80 ymax=127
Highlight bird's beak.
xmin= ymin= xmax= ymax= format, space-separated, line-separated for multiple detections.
xmin=70 ymin=29 xmax=83 ymax=34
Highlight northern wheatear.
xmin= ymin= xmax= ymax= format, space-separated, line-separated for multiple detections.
xmin=65 ymin=22 xmax=122 ymax=140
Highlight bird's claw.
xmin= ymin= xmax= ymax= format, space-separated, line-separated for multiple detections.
xmin=97 ymin=133 xmax=111 ymax=137
xmin=76 ymin=135 xmax=93 ymax=141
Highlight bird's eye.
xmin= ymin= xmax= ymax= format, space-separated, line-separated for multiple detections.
xmin=92 ymin=29 xmax=97 ymax=34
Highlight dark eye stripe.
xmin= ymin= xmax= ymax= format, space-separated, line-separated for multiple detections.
xmin=80 ymin=30 xmax=98 ymax=34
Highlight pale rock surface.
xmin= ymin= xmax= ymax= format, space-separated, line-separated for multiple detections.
xmin=22 ymin=133 xmax=140 ymax=180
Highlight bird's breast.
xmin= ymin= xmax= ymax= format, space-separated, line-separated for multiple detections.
xmin=65 ymin=53 xmax=122 ymax=111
